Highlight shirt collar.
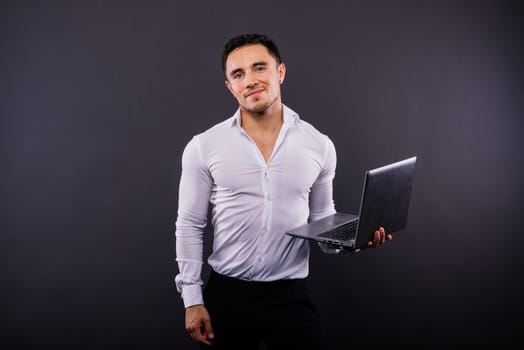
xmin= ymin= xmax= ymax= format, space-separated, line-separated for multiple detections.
xmin=230 ymin=104 xmax=300 ymax=128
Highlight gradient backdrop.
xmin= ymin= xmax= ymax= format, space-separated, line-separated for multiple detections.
xmin=2 ymin=1 xmax=523 ymax=349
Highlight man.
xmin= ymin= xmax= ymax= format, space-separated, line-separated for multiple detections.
xmin=174 ymin=33 xmax=391 ymax=349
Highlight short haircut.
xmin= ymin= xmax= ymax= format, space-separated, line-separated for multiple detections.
xmin=221 ymin=33 xmax=282 ymax=74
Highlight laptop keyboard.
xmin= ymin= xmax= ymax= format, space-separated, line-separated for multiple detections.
xmin=318 ymin=220 xmax=358 ymax=241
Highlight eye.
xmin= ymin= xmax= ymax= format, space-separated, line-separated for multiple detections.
xmin=256 ymin=66 xmax=266 ymax=72
xmin=232 ymin=72 xmax=243 ymax=80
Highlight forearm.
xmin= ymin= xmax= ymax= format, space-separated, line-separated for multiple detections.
xmin=175 ymin=228 xmax=205 ymax=307
xmin=175 ymin=194 xmax=210 ymax=307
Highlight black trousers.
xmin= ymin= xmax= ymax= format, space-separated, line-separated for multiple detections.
xmin=201 ymin=270 xmax=332 ymax=350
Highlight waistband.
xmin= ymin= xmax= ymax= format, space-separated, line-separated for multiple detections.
xmin=208 ymin=270 xmax=307 ymax=289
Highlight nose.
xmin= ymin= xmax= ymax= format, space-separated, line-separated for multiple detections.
xmin=245 ymin=72 xmax=259 ymax=88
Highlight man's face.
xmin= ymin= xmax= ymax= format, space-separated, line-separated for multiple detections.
xmin=224 ymin=44 xmax=286 ymax=115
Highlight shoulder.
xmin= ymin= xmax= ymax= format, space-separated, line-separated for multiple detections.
xmin=184 ymin=113 xmax=237 ymax=150
xmin=196 ymin=116 xmax=235 ymax=140
xmin=285 ymin=105 xmax=334 ymax=149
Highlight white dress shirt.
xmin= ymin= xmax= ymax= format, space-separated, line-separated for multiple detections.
xmin=174 ymin=105 xmax=337 ymax=307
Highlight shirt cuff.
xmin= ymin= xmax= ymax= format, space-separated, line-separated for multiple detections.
xmin=181 ymin=284 xmax=204 ymax=308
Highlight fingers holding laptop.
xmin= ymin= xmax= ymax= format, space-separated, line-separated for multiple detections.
xmin=366 ymin=226 xmax=392 ymax=248
xmin=339 ymin=227 xmax=392 ymax=255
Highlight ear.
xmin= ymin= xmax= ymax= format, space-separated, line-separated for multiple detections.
xmin=225 ymin=79 xmax=235 ymax=95
xmin=278 ymin=63 xmax=286 ymax=84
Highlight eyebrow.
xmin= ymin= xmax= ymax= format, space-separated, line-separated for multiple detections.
xmin=228 ymin=61 xmax=268 ymax=78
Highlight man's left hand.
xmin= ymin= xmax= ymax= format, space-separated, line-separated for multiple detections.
xmin=365 ymin=226 xmax=392 ymax=248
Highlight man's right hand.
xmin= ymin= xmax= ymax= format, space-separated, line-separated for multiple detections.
xmin=185 ymin=304 xmax=214 ymax=346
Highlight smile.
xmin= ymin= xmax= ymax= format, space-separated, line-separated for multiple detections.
xmin=245 ymin=89 xmax=264 ymax=98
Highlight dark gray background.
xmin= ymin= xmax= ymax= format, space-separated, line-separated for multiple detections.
xmin=2 ymin=0 xmax=523 ymax=349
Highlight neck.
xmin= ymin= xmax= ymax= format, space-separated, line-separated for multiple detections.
xmin=240 ymin=101 xmax=284 ymax=132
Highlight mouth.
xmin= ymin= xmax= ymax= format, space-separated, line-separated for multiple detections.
xmin=245 ymin=89 xmax=264 ymax=98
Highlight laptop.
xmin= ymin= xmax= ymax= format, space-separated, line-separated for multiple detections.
xmin=286 ymin=156 xmax=417 ymax=251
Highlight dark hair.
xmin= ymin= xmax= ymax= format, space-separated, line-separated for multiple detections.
xmin=221 ymin=33 xmax=282 ymax=73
